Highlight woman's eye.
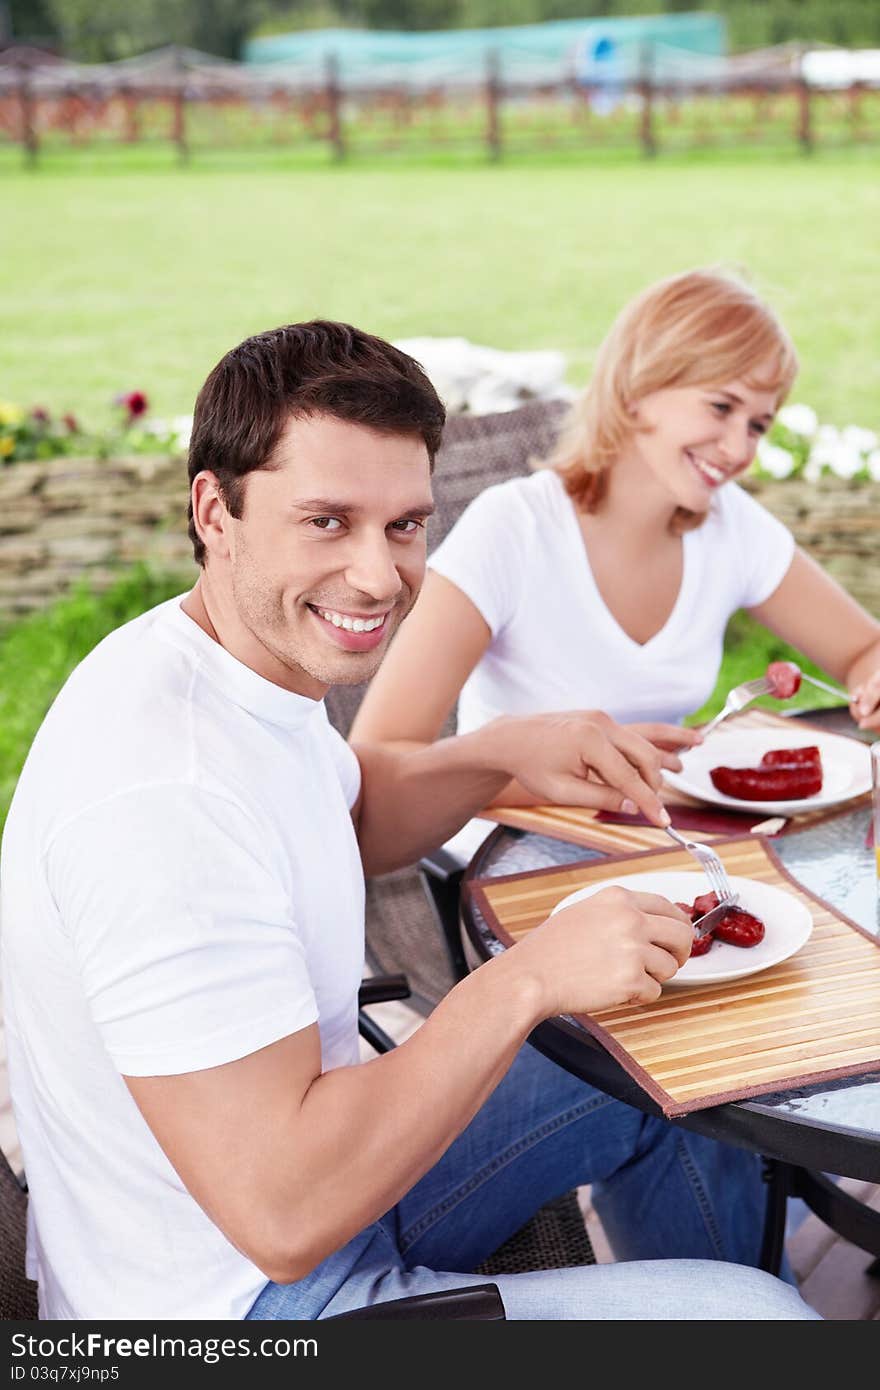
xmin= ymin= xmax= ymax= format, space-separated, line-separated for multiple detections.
xmin=390 ymin=519 xmax=424 ymax=535
xmin=310 ymin=516 xmax=343 ymax=531
xmin=749 ymin=421 xmax=768 ymax=436
xmin=710 ymin=401 xmax=730 ymax=416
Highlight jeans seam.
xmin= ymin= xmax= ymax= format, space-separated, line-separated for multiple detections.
xmin=399 ymin=1092 xmax=612 ymax=1252
xmin=675 ymin=1135 xmax=725 ymax=1258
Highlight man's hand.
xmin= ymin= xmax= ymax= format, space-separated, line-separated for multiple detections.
xmin=485 ymin=710 xmax=672 ymax=827
xmin=510 ymin=887 xmax=693 ymax=1016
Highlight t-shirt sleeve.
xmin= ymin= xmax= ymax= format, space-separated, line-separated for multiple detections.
xmin=723 ymin=483 xmax=796 ymax=608
xmin=428 ymin=480 xmax=531 ymax=637
xmin=47 ymin=784 xmax=318 ymax=1077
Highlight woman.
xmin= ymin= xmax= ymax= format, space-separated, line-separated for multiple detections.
xmin=353 ymin=268 xmax=880 ymax=786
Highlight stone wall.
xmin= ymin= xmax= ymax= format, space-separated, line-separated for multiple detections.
xmin=0 ymin=454 xmax=196 ymax=617
xmin=1 ymin=453 xmax=879 ymax=620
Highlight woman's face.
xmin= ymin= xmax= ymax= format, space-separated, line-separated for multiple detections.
xmin=628 ymin=375 xmax=778 ymax=513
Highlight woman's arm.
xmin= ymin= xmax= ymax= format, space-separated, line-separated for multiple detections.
xmin=352 ymin=571 xmax=543 ymax=808
xmin=352 ymin=570 xmax=492 ymax=747
xmin=748 ymin=547 xmax=880 ymax=728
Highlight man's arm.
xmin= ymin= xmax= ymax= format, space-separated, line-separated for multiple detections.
xmin=125 ymin=887 xmax=690 ymax=1283
xmin=351 ymin=710 xmax=670 ymax=878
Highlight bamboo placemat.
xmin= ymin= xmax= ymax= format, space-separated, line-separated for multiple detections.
xmin=466 ymin=835 xmax=880 ymax=1117
xmin=481 ymin=708 xmax=870 ymax=854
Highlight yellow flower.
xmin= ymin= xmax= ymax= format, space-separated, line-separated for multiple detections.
xmin=0 ymin=402 xmax=24 ymax=427
xmin=0 ymin=436 xmax=15 ymax=457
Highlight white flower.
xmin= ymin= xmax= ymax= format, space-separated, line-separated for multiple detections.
xmin=776 ymin=402 xmax=818 ymax=437
xmin=141 ymin=414 xmax=192 ymax=449
xmin=814 ymin=423 xmax=841 ymax=447
xmin=756 ymin=439 xmax=796 ymax=478
xmin=171 ymin=415 xmax=193 ymax=449
xmin=867 ymin=449 xmax=880 ymax=482
xmin=803 ymin=454 xmax=824 ymax=483
xmin=842 ymin=424 xmax=878 ymax=455
xmin=809 ymin=433 xmax=863 ymax=479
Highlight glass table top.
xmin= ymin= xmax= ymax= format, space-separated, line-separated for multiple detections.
xmin=466 ymin=804 xmax=880 ymax=1145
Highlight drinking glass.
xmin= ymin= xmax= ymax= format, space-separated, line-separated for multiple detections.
xmin=872 ymin=742 xmax=880 ymax=878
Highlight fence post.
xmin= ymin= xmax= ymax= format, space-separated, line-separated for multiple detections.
xmin=123 ymin=87 xmax=140 ymax=143
xmin=18 ymin=62 xmax=38 ymax=167
xmin=171 ymin=49 xmax=188 ymax=164
xmin=325 ymin=54 xmax=345 ymax=161
xmin=796 ymin=45 xmax=812 ymax=154
xmin=485 ymin=49 xmax=501 ymax=162
xmin=638 ymin=41 xmax=656 ymax=158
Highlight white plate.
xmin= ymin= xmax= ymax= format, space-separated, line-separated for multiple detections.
xmin=550 ymin=870 xmax=813 ymax=987
xmin=662 ymin=726 xmax=871 ymax=816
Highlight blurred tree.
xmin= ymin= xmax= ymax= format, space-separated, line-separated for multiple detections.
xmin=40 ymin=0 xmax=295 ymax=60
xmin=7 ymin=0 xmax=60 ymax=47
xmin=360 ymin=0 xmax=460 ymax=28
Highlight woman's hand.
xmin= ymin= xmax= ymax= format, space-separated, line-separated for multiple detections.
xmin=625 ymin=722 xmax=703 ymax=773
xmin=850 ymin=673 xmax=880 ymax=731
xmin=484 ymin=710 xmax=672 ymax=827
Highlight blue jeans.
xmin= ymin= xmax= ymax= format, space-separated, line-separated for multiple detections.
xmin=247 ymin=1043 xmax=818 ymax=1320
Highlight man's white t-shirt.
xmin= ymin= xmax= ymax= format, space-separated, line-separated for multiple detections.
xmin=429 ymin=469 xmax=796 ymax=733
xmin=0 ymin=598 xmax=366 ymax=1320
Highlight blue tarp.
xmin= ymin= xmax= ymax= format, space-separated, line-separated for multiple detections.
xmin=244 ymin=14 xmax=727 ymax=88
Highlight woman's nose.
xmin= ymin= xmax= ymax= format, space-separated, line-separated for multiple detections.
xmin=719 ymin=416 xmax=752 ymax=467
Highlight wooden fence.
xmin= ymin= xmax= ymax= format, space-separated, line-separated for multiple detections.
xmin=1 ymin=52 xmax=879 ymax=164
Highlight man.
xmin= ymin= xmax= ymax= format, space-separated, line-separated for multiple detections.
xmin=1 ymin=322 xmax=816 ymax=1320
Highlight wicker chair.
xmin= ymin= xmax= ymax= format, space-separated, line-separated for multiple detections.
xmin=331 ymin=398 xmax=596 ymax=1275
xmin=0 ymin=1146 xmax=38 ymax=1319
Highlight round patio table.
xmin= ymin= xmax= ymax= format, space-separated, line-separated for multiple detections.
xmin=460 ymin=711 xmax=880 ymax=1270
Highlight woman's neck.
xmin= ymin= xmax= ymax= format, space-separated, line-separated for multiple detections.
xmin=581 ymin=447 xmax=679 ymax=542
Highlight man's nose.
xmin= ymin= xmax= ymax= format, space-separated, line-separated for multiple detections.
xmin=344 ymin=535 xmax=404 ymax=603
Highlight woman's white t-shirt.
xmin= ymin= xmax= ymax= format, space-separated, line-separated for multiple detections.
xmin=429 ymin=468 xmax=795 ymax=733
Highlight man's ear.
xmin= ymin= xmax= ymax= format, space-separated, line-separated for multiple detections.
xmin=191 ymin=472 xmax=232 ymax=562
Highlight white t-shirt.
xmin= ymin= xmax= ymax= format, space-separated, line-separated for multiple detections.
xmin=429 ymin=468 xmax=795 ymax=733
xmin=0 ymin=598 xmax=365 ymax=1320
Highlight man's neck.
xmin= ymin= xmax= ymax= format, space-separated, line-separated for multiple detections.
xmin=179 ymin=578 xmax=327 ymax=700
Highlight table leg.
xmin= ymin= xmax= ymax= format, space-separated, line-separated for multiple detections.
xmin=791 ymin=1168 xmax=880 ymax=1258
xmin=759 ymin=1157 xmax=791 ymax=1273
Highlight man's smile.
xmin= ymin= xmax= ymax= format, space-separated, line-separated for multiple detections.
xmin=306 ymin=602 xmax=392 ymax=651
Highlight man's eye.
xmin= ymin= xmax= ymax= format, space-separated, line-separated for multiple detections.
xmin=310 ymin=517 xmax=343 ymax=531
xmin=389 ymin=519 xmax=424 ymax=535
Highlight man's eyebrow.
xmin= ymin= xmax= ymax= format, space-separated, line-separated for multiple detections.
xmin=714 ymin=389 xmax=775 ymax=422
xmin=291 ymin=498 xmax=436 ymax=518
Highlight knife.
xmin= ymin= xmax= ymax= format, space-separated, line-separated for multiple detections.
xmin=692 ymin=898 xmax=739 ymax=940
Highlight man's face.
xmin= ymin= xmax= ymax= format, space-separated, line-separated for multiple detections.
xmin=217 ymin=413 xmax=434 ymax=698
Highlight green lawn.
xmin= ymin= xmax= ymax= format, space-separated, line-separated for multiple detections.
xmin=2 ymin=146 xmax=879 ymax=430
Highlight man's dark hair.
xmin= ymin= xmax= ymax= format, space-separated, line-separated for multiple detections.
xmin=187 ymin=320 xmax=446 ymax=565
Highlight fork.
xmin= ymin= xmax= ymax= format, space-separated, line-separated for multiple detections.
xmin=699 ymin=676 xmax=774 ymax=738
xmin=663 ymin=826 xmax=738 ymax=934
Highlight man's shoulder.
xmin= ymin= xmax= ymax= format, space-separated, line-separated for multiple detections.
xmin=11 ymin=597 xmax=208 ymax=831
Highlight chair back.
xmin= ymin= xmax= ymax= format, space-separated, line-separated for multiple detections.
xmin=0 ymin=1146 xmax=38 ymax=1319
xmin=324 ymin=399 xmax=568 ymax=1010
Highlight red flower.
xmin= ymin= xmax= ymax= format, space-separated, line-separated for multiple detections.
xmin=115 ymin=391 xmax=149 ymax=421
xmin=62 ymin=413 xmax=79 ymax=433
xmin=30 ymin=406 xmax=50 ymax=424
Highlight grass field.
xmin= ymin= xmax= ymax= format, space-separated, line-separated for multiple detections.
xmin=2 ymin=145 xmax=879 ymax=430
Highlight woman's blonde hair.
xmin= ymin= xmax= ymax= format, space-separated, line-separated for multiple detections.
xmin=550 ymin=268 xmax=799 ymax=514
